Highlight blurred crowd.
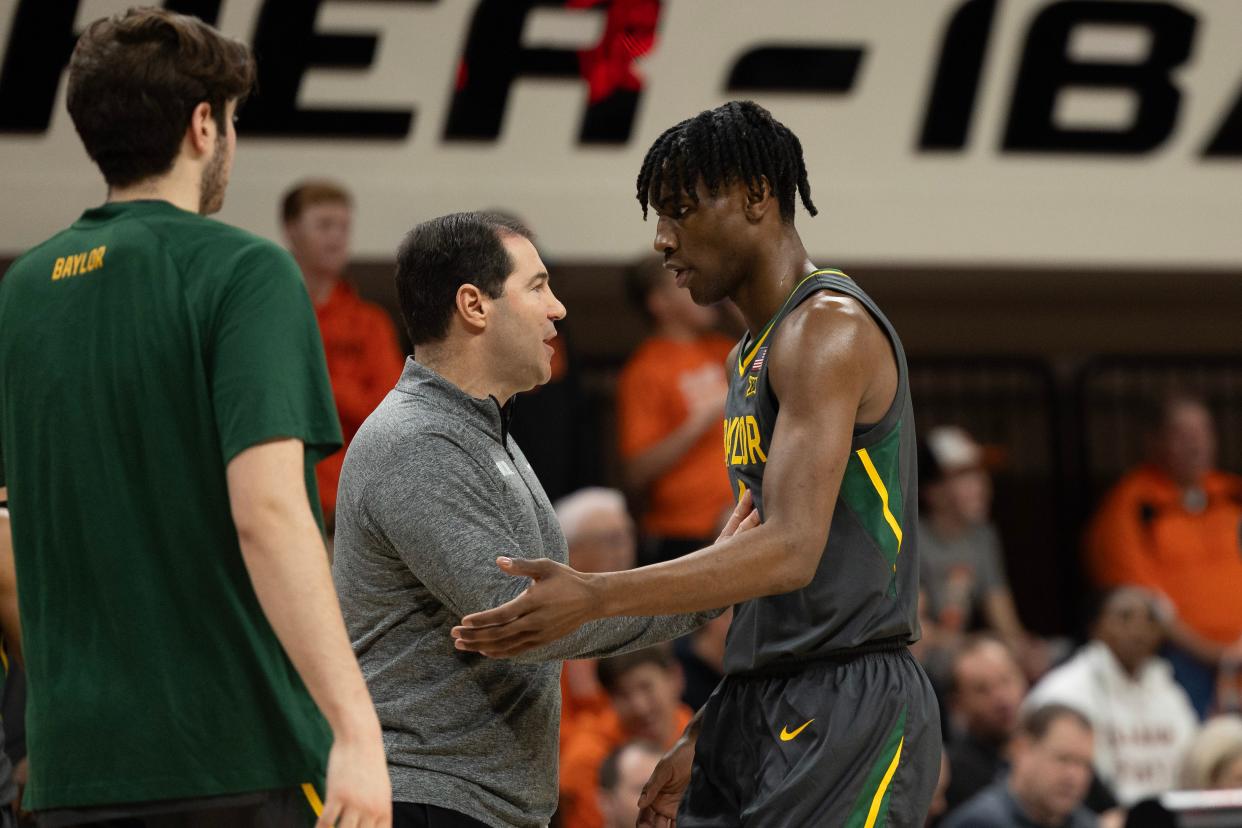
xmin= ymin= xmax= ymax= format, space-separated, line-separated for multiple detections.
xmin=8 ymin=179 xmax=1237 ymax=827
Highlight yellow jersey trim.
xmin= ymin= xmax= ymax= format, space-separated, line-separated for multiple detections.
xmin=855 ymin=448 xmax=903 ymax=552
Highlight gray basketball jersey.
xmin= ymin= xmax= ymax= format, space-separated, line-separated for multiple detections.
xmin=722 ymin=269 xmax=921 ymax=673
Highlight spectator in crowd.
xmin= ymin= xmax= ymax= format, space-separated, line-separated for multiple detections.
xmin=1086 ymin=393 xmax=1242 ymax=718
xmin=597 ymin=741 xmax=662 ymax=828
xmin=943 ymin=636 xmax=1029 ymax=811
xmin=943 ymin=704 xmax=1099 ymax=828
xmin=674 ymin=606 xmax=732 ymax=711
xmin=919 ymin=426 xmax=1049 ymax=677
xmin=282 ymin=180 xmax=404 ymax=527
xmin=559 ymin=646 xmax=693 ymax=828
xmin=616 ymin=256 xmax=734 ymax=565
xmin=1181 ymin=715 xmax=1242 ymax=790
xmin=1026 ymin=586 xmax=1198 ymax=806
xmin=556 ymin=488 xmax=639 ymax=732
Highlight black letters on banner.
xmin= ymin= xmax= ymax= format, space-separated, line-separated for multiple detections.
xmin=726 ymin=46 xmax=864 ymax=95
xmin=919 ymin=0 xmax=998 ymax=150
xmin=1203 ymin=80 xmax=1242 ymax=157
xmin=0 ymin=0 xmax=82 ymax=132
xmin=1002 ymin=0 xmax=1197 ymax=154
xmin=241 ymin=0 xmax=425 ymax=138
xmin=445 ymin=0 xmax=661 ymax=144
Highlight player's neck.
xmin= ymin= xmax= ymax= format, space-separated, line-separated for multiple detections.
xmin=107 ymin=162 xmax=202 ymax=215
xmin=730 ymin=231 xmax=815 ymax=335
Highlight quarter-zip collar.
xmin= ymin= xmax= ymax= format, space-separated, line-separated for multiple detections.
xmin=395 ymin=358 xmax=515 ymax=453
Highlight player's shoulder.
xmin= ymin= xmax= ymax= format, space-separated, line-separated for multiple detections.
xmin=772 ymin=289 xmax=877 ymax=365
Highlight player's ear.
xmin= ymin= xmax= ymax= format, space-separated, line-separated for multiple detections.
xmin=457 ymin=283 xmax=488 ymax=333
xmin=743 ymin=176 xmax=775 ymax=222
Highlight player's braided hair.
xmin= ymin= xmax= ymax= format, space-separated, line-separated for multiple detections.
xmin=636 ymin=100 xmax=817 ymax=223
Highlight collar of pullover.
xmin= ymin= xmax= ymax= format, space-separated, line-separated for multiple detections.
xmin=395 ymin=357 xmax=514 ymax=446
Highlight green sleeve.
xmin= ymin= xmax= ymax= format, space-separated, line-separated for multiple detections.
xmin=208 ymin=242 xmax=343 ymax=466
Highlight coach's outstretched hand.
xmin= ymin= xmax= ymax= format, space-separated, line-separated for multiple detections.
xmin=452 ymin=557 xmax=597 ymax=657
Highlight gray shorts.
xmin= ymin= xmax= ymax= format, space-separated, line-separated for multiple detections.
xmin=680 ymin=647 xmax=942 ymax=827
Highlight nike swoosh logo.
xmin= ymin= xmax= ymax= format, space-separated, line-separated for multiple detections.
xmin=779 ymin=718 xmax=814 ymax=741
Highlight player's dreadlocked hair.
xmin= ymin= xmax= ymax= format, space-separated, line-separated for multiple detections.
xmin=636 ymin=100 xmax=817 ymax=223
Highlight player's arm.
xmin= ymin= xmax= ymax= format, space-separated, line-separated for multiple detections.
xmin=453 ymin=299 xmax=878 ymax=654
xmin=0 ymin=487 xmax=20 ymax=667
xmin=227 ymin=440 xmax=390 ymax=828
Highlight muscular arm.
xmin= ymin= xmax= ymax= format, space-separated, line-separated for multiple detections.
xmin=454 ymin=297 xmax=895 ymax=651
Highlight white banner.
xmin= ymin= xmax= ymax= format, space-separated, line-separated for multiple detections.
xmin=1 ymin=0 xmax=1241 ymax=266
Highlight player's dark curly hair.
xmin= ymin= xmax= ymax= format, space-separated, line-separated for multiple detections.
xmin=636 ymin=100 xmax=817 ymax=223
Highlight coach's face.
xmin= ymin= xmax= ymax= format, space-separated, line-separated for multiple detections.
xmin=487 ymin=234 xmax=566 ymax=394
xmin=652 ymin=178 xmax=756 ymax=306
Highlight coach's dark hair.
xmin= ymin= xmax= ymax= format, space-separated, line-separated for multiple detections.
xmin=1020 ymin=703 xmax=1093 ymax=741
xmin=66 ymin=7 xmax=255 ymax=189
xmin=597 ymin=645 xmax=676 ymax=695
xmin=396 ymin=212 xmax=533 ymax=346
xmin=599 ymin=741 xmax=663 ymax=792
xmin=636 ymin=100 xmax=817 ymax=223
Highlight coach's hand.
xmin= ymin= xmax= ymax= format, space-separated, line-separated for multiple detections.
xmin=637 ymin=734 xmax=696 ymax=827
xmin=452 ymin=558 xmax=599 ymax=657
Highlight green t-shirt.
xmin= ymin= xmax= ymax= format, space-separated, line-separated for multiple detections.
xmin=0 ymin=200 xmax=342 ymax=809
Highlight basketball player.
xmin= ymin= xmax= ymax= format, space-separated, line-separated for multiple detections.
xmin=453 ymin=101 xmax=940 ymax=826
xmin=0 ymin=9 xmax=387 ymax=826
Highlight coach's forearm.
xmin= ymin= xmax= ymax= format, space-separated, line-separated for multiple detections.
xmin=237 ymin=508 xmax=380 ymax=741
xmin=596 ymin=522 xmax=821 ymax=618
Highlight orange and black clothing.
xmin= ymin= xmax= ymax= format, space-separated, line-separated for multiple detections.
xmin=559 ymin=704 xmax=694 ymax=828
xmin=1086 ymin=464 xmax=1242 ymax=646
xmin=313 ymin=280 xmax=404 ymax=519
xmin=616 ymin=335 xmax=734 ymax=544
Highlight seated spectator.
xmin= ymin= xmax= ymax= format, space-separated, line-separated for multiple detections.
xmin=943 ymin=704 xmax=1099 ymax=828
xmin=1181 ymin=715 xmax=1242 ymax=790
xmin=556 ymin=489 xmax=639 ymax=732
xmin=559 ymin=646 xmax=692 ymax=828
xmin=281 ymin=180 xmax=404 ymax=527
xmin=919 ymin=426 xmax=1051 ymax=678
xmin=616 ymin=257 xmax=734 ymax=565
xmin=944 ymin=635 xmax=1029 ymax=812
xmin=597 ymin=741 xmax=662 ymax=828
xmin=674 ymin=606 xmax=731 ymax=711
xmin=1026 ymin=587 xmax=1199 ymax=806
xmin=1085 ymin=394 xmax=1242 ymax=718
